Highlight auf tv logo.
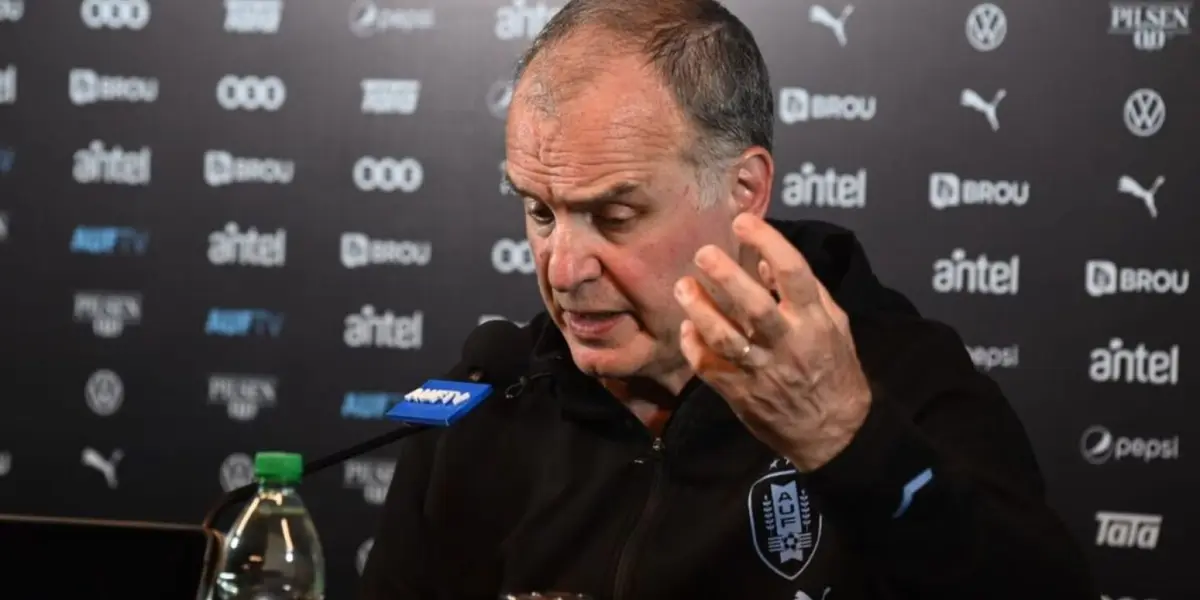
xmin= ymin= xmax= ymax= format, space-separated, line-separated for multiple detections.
xmin=386 ymin=379 xmax=493 ymax=427
xmin=69 ymin=226 xmax=150 ymax=255
xmin=204 ymin=308 xmax=284 ymax=338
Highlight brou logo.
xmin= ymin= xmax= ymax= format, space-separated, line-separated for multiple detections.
xmin=386 ymin=379 xmax=493 ymax=426
xmin=932 ymin=249 xmax=1020 ymax=295
xmin=780 ymin=163 xmax=866 ymax=209
xmin=340 ymin=233 xmax=431 ymax=268
xmin=1089 ymin=338 xmax=1179 ymax=385
xmin=1086 ymin=260 xmax=1188 ymax=297
xmin=69 ymin=69 xmax=158 ymax=106
xmin=204 ymin=151 xmax=294 ymax=187
xmin=778 ymin=87 xmax=876 ymax=123
xmin=929 ymin=172 xmax=1028 ymax=209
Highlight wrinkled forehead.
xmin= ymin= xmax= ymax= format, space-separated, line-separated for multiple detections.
xmin=506 ymin=51 xmax=690 ymax=162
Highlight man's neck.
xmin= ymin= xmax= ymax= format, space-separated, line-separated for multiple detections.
xmin=600 ymin=367 xmax=695 ymax=436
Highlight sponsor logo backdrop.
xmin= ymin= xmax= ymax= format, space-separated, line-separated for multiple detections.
xmin=0 ymin=1 xmax=1196 ymax=598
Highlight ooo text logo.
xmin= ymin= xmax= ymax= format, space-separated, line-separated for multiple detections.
xmin=491 ymin=238 xmax=534 ymax=274
xmin=352 ymin=157 xmax=423 ymax=192
xmin=81 ymin=0 xmax=150 ymax=30
xmin=216 ymin=75 xmax=286 ymax=111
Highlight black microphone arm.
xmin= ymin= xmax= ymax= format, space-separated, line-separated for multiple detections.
xmin=198 ymin=365 xmax=498 ymax=532
xmin=200 ymin=421 xmax=431 ymax=531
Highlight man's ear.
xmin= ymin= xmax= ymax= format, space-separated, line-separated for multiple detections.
xmin=729 ymin=147 xmax=774 ymax=218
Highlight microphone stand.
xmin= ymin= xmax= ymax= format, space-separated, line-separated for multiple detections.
xmin=200 ymin=422 xmax=430 ymax=531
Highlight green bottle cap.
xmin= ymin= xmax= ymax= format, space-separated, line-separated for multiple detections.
xmin=254 ymin=451 xmax=303 ymax=483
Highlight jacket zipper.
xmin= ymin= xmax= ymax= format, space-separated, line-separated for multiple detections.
xmin=611 ymin=436 xmax=667 ymax=600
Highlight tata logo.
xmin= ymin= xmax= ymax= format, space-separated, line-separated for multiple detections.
xmin=386 ymin=379 xmax=492 ymax=426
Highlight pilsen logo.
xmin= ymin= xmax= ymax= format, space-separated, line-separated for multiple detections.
xmin=748 ymin=463 xmax=823 ymax=580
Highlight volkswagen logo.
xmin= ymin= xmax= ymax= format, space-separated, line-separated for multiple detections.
xmin=1123 ymin=88 xmax=1165 ymax=137
xmin=85 ymin=369 xmax=124 ymax=416
xmin=965 ymin=3 xmax=1006 ymax=52
xmin=219 ymin=453 xmax=256 ymax=492
xmin=1080 ymin=425 xmax=1115 ymax=465
xmin=216 ymin=75 xmax=287 ymax=111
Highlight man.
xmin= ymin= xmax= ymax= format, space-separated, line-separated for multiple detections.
xmin=362 ymin=1 xmax=1098 ymax=598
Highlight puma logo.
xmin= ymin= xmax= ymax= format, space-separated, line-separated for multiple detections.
xmin=82 ymin=447 xmax=123 ymax=489
xmin=808 ymin=5 xmax=854 ymax=47
xmin=1117 ymin=175 xmax=1164 ymax=219
xmin=960 ymin=88 xmax=1006 ymax=131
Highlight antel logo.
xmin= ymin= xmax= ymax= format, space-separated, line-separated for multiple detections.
xmin=1080 ymin=425 xmax=1180 ymax=465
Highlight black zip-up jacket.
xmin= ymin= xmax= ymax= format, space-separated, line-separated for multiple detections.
xmin=360 ymin=219 xmax=1098 ymax=600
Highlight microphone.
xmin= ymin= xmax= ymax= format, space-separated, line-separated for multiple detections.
xmin=199 ymin=319 xmax=527 ymax=531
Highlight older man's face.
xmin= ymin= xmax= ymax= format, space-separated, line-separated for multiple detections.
xmin=504 ymin=53 xmax=742 ymax=382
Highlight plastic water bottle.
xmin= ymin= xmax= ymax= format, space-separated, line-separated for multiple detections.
xmin=209 ymin=451 xmax=326 ymax=600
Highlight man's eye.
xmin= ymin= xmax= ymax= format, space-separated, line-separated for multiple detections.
xmin=594 ymin=206 xmax=637 ymax=227
xmin=525 ymin=201 xmax=553 ymax=224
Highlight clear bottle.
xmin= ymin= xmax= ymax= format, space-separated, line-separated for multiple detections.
xmin=209 ymin=451 xmax=326 ymax=600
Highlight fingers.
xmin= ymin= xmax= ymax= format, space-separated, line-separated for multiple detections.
xmin=732 ymin=213 xmax=822 ymax=308
xmin=679 ymin=318 xmax=735 ymax=375
xmin=675 ymin=276 xmax=753 ymax=364
xmin=692 ymin=245 xmax=790 ymax=345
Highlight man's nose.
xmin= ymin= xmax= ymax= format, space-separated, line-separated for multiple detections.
xmin=545 ymin=227 xmax=602 ymax=292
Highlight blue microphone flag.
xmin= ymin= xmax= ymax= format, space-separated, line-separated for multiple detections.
xmin=385 ymin=379 xmax=493 ymax=427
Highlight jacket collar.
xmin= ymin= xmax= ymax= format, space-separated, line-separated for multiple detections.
xmin=527 ymin=309 xmax=740 ymax=426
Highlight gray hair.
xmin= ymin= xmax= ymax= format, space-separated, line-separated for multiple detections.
xmin=512 ymin=0 xmax=774 ymax=207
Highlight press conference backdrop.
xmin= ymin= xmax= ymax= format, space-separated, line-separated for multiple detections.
xmin=0 ymin=0 xmax=1195 ymax=597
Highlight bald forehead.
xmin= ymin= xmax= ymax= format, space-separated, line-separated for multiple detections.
xmin=508 ymin=44 xmax=689 ymax=157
